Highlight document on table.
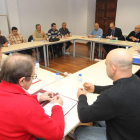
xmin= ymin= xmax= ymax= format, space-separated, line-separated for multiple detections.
xmin=43 ymin=95 xmax=77 ymax=116
xmin=133 ymin=54 xmax=140 ymax=64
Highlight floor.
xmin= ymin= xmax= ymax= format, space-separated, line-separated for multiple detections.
xmin=39 ymin=43 xmax=105 ymax=140
xmin=40 ymin=43 xmax=105 ymax=74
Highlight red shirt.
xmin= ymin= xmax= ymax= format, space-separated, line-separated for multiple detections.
xmin=0 ymin=80 xmax=64 ymax=140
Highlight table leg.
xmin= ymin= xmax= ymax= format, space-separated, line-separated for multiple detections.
xmin=73 ymin=40 xmax=76 ymax=57
xmin=36 ymin=48 xmax=39 ymax=62
xmin=47 ymin=45 xmax=49 ymax=66
xmin=90 ymin=41 xmax=92 ymax=60
xmin=100 ymin=44 xmax=102 ymax=58
xmin=33 ymin=49 xmax=36 ymax=58
xmin=98 ymin=43 xmax=102 ymax=58
xmin=92 ymin=42 xmax=95 ymax=61
xmin=64 ymin=42 xmax=66 ymax=55
xmin=43 ymin=45 xmax=47 ymax=67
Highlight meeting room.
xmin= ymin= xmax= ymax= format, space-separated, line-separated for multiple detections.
xmin=0 ymin=0 xmax=140 ymax=140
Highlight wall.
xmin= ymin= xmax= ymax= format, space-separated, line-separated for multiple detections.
xmin=17 ymin=0 xmax=68 ymax=40
xmin=0 ymin=0 xmax=6 ymax=15
xmin=116 ymin=0 xmax=140 ymax=35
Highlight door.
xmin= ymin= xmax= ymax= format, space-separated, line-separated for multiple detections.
xmin=95 ymin=0 xmax=117 ymax=35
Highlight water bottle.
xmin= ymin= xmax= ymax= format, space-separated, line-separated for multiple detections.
xmin=116 ymin=37 xmax=118 ymax=41
xmin=47 ymin=37 xmax=49 ymax=42
xmin=126 ymin=45 xmax=129 ymax=50
xmin=35 ymin=61 xmax=40 ymax=73
xmin=31 ymin=39 xmax=34 ymax=43
xmin=55 ymin=73 xmax=60 ymax=87
xmin=8 ymin=42 xmax=10 ymax=47
xmin=135 ymin=41 xmax=138 ymax=51
xmin=98 ymin=35 xmax=101 ymax=40
xmin=9 ymin=52 xmax=12 ymax=56
xmin=62 ymin=35 xmax=64 ymax=39
xmin=77 ymin=74 xmax=83 ymax=88
xmin=84 ymin=33 xmax=87 ymax=38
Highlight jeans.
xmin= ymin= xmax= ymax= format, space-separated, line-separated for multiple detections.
xmin=74 ymin=121 xmax=107 ymax=140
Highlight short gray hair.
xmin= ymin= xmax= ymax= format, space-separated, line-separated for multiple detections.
xmin=0 ymin=53 xmax=36 ymax=84
xmin=62 ymin=22 xmax=66 ymax=25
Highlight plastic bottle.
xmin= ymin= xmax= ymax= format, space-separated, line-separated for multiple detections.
xmin=84 ymin=33 xmax=87 ymax=38
xmin=126 ymin=45 xmax=129 ymax=50
xmin=47 ymin=37 xmax=49 ymax=42
xmin=116 ymin=37 xmax=118 ymax=41
xmin=99 ymin=35 xmax=101 ymax=40
xmin=9 ymin=52 xmax=12 ymax=56
xmin=35 ymin=61 xmax=40 ymax=73
xmin=31 ymin=39 xmax=34 ymax=43
xmin=135 ymin=41 xmax=138 ymax=51
xmin=55 ymin=73 xmax=60 ymax=87
xmin=77 ymin=74 xmax=83 ymax=88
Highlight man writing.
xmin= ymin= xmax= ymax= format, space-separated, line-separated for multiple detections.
xmin=0 ymin=54 xmax=64 ymax=140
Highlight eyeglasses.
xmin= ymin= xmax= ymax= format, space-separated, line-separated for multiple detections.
xmin=26 ymin=74 xmax=37 ymax=79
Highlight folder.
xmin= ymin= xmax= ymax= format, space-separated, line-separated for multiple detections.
xmin=33 ymin=89 xmax=78 ymax=116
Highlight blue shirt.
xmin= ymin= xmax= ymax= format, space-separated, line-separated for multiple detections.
xmin=90 ymin=28 xmax=103 ymax=38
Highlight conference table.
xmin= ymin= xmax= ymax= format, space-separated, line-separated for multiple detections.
xmin=2 ymin=35 xmax=140 ymax=68
xmin=28 ymin=68 xmax=64 ymax=94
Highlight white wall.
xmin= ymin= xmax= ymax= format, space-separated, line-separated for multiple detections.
xmin=0 ymin=0 xmax=6 ymax=15
xmin=17 ymin=0 xmax=68 ymax=40
xmin=116 ymin=0 xmax=140 ymax=35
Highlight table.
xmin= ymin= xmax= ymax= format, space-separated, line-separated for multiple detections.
xmin=2 ymin=41 xmax=47 ymax=66
xmin=40 ymin=55 xmax=139 ymax=136
xmin=28 ymin=68 xmax=64 ymax=94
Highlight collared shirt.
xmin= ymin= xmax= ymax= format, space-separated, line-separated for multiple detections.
xmin=59 ymin=28 xmax=70 ymax=36
xmin=48 ymin=29 xmax=61 ymax=39
xmin=0 ymin=36 xmax=8 ymax=46
xmin=90 ymin=28 xmax=103 ymax=38
xmin=7 ymin=33 xmax=26 ymax=45
xmin=111 ymin=28 xmax=115 ymax=36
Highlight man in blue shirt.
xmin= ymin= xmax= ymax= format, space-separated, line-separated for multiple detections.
xmin=86 ymin=23 xmax=103 ymax=54
xmin=88 ymin=23 xmax=103 ymax=38
xmin=48 ymin=23 xmax=62 ymax=57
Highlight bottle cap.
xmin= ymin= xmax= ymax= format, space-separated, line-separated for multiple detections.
xmin=36 ymin=61 xmax=39 ymax=63
xmin=79 ymin=74 xmax=82 ymax=76
xmin=56 ymin=72 xmax=59 ymax=75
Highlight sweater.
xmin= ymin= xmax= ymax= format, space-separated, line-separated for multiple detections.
xmin=78 ymin=75 xmax=140 ymax=140
xmin=32 ymin=30 xmax=47 ymax=41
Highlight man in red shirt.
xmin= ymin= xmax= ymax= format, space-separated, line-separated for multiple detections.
xmin=0 ymin=53 xmax=64 ymax=140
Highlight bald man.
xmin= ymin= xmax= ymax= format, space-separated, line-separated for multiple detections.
xmin=74 ymin=48 xmax=140 ymax=140
xmin=87 ymin=23 xmax=103 ymax=50
xmin=126 ymin=25 xmax=140 ymax=42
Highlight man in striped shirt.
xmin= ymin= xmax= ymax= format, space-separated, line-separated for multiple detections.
xmin=48 ymin=23 xmax=63 ymax=57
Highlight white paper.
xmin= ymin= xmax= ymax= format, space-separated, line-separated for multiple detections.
xmin=43 ymin=95 xmax=77 ymax=116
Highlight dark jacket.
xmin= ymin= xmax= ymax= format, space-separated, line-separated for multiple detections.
xmin=126 ymin=31 xmax=140 ymax=42
xmin=107 ymin=27 xmax=125 ymax=40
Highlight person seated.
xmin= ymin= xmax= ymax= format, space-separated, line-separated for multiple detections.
xmin=104 ymin=22 xmax=125 ymax=53
xmin=59 ymin=22 xmax=72 ymax=51
xmin=7 ymin=27 xmax=32 ymax=55
xmin=74 ymin=48 xmax=140 ymax=140
xmin=0 ymin=30 xmax=8 ymax=47
xmin=33 ymin=24 xmax=47 ymax=60
xmin=48 ymin=23 xmax=62 ymax=57
xmin=0 ymin=53 xmax=64 ymax=140
xmin=86 ymin=23 xmax=103 ymax=52
xmin=126 ymin=25 xmax=140 ymax=42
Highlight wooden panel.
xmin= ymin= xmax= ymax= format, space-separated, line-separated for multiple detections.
xmin=95 ymin=0 xmax=118 ymax=35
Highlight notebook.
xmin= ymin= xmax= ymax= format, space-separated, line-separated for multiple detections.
xmin=33 ymin=89 xmax=78 ymax=116
xmin=32 ymin=78 xmax=41 ymax=84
